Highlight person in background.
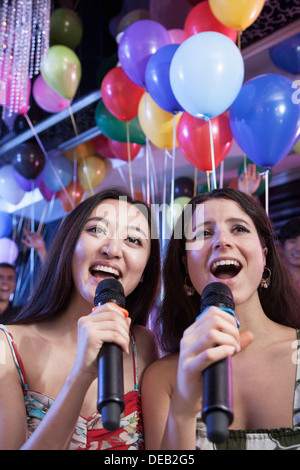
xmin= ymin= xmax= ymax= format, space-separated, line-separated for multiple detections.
xmin=278 ymin=217 xmax=300 ymax=288
xmin=21 ymin=228 xmax=47 ymax=264
xmin=0 ymin=188 xmax=160 ymax=450
xmin=142 ymin=188 xmax=300 ymax=450
xmin=238 ymin=163 xmax=261 ymax=199
xmin=0 ymin=263 xmax=21 ymax=324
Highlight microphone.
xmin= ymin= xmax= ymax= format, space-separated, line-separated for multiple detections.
xmin=94 ymin=278 xmax=126 ymax=431
xmin=200 ymin=282 xmax=236 ymax=444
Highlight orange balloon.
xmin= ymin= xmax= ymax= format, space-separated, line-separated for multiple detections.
xmin=64 ymin=141 xmax=96 ymax=161
xmin=138 ymin=92 xmax=181 ymax=149
xmin=58 ymin=180 xmax=84 ymax=212
xmin=77 ymin=156 xmax=107 ymax=190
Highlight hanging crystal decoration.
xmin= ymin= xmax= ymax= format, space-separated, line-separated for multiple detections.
xmin=0 ymin=0 xmax=50 ymax=116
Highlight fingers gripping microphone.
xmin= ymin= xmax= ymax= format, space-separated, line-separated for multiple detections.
xmin=94 ymin=278 xmax=126 ymax=431
xmin=200 ymin=282 xmax=236 ymax=444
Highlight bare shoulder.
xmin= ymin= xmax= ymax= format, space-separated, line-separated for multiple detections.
xmin=142 ymin=352 xmax=179 ymax=398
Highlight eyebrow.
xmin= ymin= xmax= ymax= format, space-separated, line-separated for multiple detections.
xmin=193 ymin=217 xmax=251 ymax=231
xmin=85 ymin=217 xmax=148 ymax=239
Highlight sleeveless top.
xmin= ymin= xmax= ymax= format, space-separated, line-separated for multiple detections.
xmin=196 ymin=329 xmax=300 ymax=450
xmin=0 ymin=324 xmax=144 ymax=450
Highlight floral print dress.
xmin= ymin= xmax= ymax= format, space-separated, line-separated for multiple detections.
xmin=0 ymin=324 xmax=144 ymax=450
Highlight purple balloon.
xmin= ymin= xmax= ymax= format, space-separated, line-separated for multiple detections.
xmin=13 ymin=168 xmax=44 ymax=191
xmin=118 ymin=19 xmax=171 ymax=87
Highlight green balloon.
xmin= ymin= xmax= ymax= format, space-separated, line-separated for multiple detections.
xmin=95 ymin=99 xmax=146 ymax=145
xmin=50 ymin=8 xmax=83 ymax=49
xmin=41 ymin=45 xmax=82 ymax=99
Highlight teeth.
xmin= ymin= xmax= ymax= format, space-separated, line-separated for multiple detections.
xmin=93 ymin=265 xmax=120 ymax=277
xmin=212 ymin=260 xmax=241 ymax=272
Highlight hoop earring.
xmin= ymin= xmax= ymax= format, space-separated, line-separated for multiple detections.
xmin=260 ymin=267 xmax=271 ymax=289
xmin=184 ymin=276 xmax=195 ymax=296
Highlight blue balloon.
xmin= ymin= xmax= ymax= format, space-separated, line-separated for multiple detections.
xmin=169 ymin=31 xmax=244 ymax=118
xmin=43 ymin=154 xmax=73 ymax=192
xmin=0 ymin=211 xmax=12 ymax=238
xmin=145 ymin=44 xmax=184 ymax=113
xmin=269 ymin=33 xmax=300 ymax=75
xmin=229 ymin=74 xmax=300 ymax=169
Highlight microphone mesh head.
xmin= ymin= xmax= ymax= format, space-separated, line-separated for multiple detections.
xmin=200 ymin=282 xmax=235 ymax=313
xmin=94 ymin=278 xmax=125 ymax=308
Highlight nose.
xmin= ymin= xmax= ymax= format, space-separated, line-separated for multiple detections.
xmin=212 ymin=230 xmax=233 ymax=250
xmin=101 ymin=237 xmax=122 ymax=258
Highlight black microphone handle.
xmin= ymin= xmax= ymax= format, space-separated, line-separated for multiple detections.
xmin=202 ymin=356 xmax=233 ymax=444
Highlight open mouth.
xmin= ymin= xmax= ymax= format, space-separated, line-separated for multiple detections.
xmin=211 ymin=259 xmax=242 ymax=279
xmin=90 ymin=265 xmax=121 ymax=280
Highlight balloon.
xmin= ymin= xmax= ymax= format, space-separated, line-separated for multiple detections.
xmin=0 ymin=165 xmax=25 ymax=205
xmin=108 ymin=139 xmax=142 ymax=162
xmin=58 ymin=180 xmax=84 ymax=213
xmin=12 ymin=142 xmax=45 ymax=179
xmin=64 ymin=141 xmax=96 ymax=161
xmin=269 ymin=33 xmax=300 ymax=76
xmin=0 ymin=73 xmax=31 ymax=115
xmin=95 ymin=99 xmax=146 ymax=145
xmin=138 ymin=92 xmax=181 ymax=149
xmin=50 ymin=8 xmax=83 ymax=49
xmin=184 ymin=1 xmax=238 ymax=42
xmin=177 ymin=111 xmax=233 ymax=171
xmin=13 ymin=169 xmax=44 ymax=191
xmin=168 ymin=29 xmax=185 ymax=44
xmin=170 ymin=32 xmax=244 ymax=118
xmin=91 ymin=134 xmax=115 ymax=159
xmin=208 ymin=0 xmax=265 ymax=31
xmin=293 ymin=138 xmax=300 ymax=154
xmin=174 ymin=177 xmax=194 ymax=198
xmin=230 ymin=74 xmax=300 ymax=169
xmin=166 ymin=196 xmax=191 ymax=229
xmin=116 ymin=9 xmax=151 ymax=36
xmin=149 ymin=0 xmax=193 ymax=29
xmin=41 ymin=45 xmax=82 ymax=99
xmin=33 ymin=74 xmax=72 ymax=113
xmin=101 ymin=66 xmax=144 ymax=121
xmin=77 ymin=156 xmax=107 ymax=190
xmin=118 ymin=19 xmax=171 ymax=87
xmin=0 ymin=212 xmax=12 ymax=238
xmin=38 ymin=180 xmax=58 ymax=202
xmin=0 ymin=238 xmax=18 ymax=264
xmin=43 ymin=154 xmax=73 ymax=192
xmin=145 ymin=44 xmax=184 ymax=113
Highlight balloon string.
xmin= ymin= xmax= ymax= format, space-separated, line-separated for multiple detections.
xmin=144 ymin=93 xmax=150 ymax=205
xmin=162 ymin=150 xmax=168 ymax=245
xmin=238 ymin=30 xmax=242 ymax=50
xmin=68 ymin=105 xmax=94 ymax=195
xmin=265 ymin=169 xmax=269 ymax=216
xmin=169 ymin=113 xmax=177 ymax=232
xmin=24 ymin=113 xmax=75 ymax=208
xmin=126 ymin=121 xmax=134 ymax=198
xmin=30 ymin=179 xmax=35 ymax=295
xmin=208 ymin=118 xmax=217 ymax=189
xmin=219 ymin=160 xmax=224 ymax=189
xmin=193 ymin=167 xmax=198 ymax=196
xmin=206 ymin=171 xmax=211 ymax=192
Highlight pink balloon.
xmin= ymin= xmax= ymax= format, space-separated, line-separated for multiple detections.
xmin=168 ymin=29 xmax=186 ymax=44
xmin=33 ymin=74 xmax=72 ymax=113
xmin=0 ymin=238 xmax=18 ymax=264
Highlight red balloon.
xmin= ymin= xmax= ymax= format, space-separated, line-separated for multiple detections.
xmin=101 ymin=66 xmax=144 ymax=121
xmin=58 ymin=180 xmax=84 ymax=213
xmin=108 ymin=138 xmax=142 ymax=162
xmin=177 ymin=111 xmax=233 ymax=171
xmin=184 ymin=1 xmax=238 ymax=43
xmin=91 ymin=134 xmax=115 ymax=159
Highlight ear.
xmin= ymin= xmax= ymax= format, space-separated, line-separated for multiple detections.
xmin=263 ymin=247 xmax=268 ymax=265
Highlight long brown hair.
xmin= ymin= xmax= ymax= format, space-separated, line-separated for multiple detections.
xmin=13 ymin=188 xmax=161 ymax=327
xmin=158 ymin=188 xmax=300 ymax=354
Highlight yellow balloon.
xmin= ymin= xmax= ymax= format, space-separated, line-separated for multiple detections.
xmin=138 ymin=92 xmax=181 ymax=149
xmin=166 ymin=196 xmax=191 ymax=229
xmin=208 ymin=0 xmax=265 ymax=31
xmin=293 ymin=138 xmax=300 ymax=154
xmin=77 ymin=156 xmax=107 ymax=190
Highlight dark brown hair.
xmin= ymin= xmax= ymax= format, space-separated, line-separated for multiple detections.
xmin=13 ymin=188 xmax=161 ymax=327
xmin=157 ymin=188 xmax=300 ymax=354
